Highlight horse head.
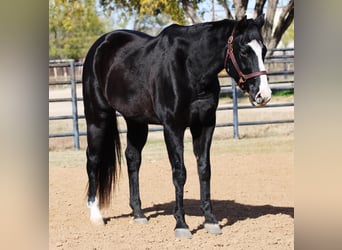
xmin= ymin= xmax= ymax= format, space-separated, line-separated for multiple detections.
xmin=225 ymin=15 xmax=272 ymax=106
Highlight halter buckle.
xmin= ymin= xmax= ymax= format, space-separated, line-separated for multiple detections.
xmin=228 ymin=35 xmax=233 ymax=45
xmin=239 ymin=75 xmax=246 ymax=84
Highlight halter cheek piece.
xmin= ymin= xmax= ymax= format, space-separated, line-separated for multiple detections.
xmin=224 ymin=25 xmax=267 ymax=90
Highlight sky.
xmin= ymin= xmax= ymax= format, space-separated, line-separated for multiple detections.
xmin=199 ymin=0 xmax=291 ymax=21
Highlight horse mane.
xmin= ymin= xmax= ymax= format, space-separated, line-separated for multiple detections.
xmin=157 ymin=19 xmax=234 ymax=39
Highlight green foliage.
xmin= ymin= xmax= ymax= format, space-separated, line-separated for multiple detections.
xmin=281 ymin=20 xmax=294 ymax=47
xmin=99 ymin=0 xmax=203 ymax=25
xmin=139 ymin=0 xmax=185 ymax=24
xmin=49 ymin=0 xmax=109 ymax=60
xmin=272 ymin=89 xmax=294 ymax=97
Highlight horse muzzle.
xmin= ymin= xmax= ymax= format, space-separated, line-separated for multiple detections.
xmin=250 ymin=89 xmax=272 ymax=107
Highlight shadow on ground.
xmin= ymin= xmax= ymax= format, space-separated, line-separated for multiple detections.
xmin=104 ymin=199 xmax=294 ymax=234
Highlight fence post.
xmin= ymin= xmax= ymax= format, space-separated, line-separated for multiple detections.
xmin=69 ymin=60 xmax=80 ymax=149
xmin=231 ymin=79 xmax=240 ymax=139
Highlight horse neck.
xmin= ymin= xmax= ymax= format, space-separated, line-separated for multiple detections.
xmin=189 ymin=20 xmax=236 ymax=77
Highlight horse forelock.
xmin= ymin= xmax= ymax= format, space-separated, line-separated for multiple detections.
xmin=236 ymin=20 xmax=264 ymax=44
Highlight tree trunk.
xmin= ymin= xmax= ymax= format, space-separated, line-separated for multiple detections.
xmin=211 ymin=0 xmax=215 ymax=21
xmin=219 ymin=0 xmax=233 ymax=20
xmin=254 ymin=0 xmax=266 ymax=18
xmin=267 ymin=0 xmax=294 ymax=49
xmin=182 ymin=0 xmax=201 ymax=23
xmin=233 ymin=0 xmax=248 ymax=20
xmin=263 ymin=0 xmax=278 ymax=47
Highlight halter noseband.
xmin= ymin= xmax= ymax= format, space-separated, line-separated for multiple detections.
xmin=224 ymin=25 xmax=267 ymax=89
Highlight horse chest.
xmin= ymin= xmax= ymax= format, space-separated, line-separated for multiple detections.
xmin=189 ymin=93 xmax=218 ymax=124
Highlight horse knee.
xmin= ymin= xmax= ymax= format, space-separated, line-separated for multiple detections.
xmin=198 ymin=163 xmax=211 ymax=181
xmin=172 ymin=167 xmax=187 ymax=186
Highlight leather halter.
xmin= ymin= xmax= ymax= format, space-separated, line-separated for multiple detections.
xmin=224 ymin=25 xmax=267 ymax=89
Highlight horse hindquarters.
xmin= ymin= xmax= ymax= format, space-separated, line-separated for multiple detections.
xmin=83 ymin=58 xmax=122 ymax=224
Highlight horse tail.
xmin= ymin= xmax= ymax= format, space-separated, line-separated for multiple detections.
xmin=96 ymin=111 xmax=122 ymax=208
xmin=83 ymin=34 xmax=122 ymax=208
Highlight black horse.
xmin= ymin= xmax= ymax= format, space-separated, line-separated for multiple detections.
xmin=82 ymin=15 xmax=271 ymax=238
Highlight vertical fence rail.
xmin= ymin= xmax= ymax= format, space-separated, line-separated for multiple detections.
xmin=69 ymin=60 xmax=80 ymax=149
xmin=231 ymin=79 xmax=239 ymax=139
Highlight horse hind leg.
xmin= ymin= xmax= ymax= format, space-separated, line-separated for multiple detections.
xmin=86 ymin=112 xmax=121 ymax=225
xmin=86 ymin=142 xmax=105 ymax=225
xmin=125 ymin=119 xmax=148 ymax=224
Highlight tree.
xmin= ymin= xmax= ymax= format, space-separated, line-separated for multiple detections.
xmin=264 ymin=0 xmax=294 ymax=49
xmin=233 ymin=0 xmax=248 ymax=20
xmin=217 ymin=0 xmax=294 ymax=49
xmin=99 ymin=0 xmax=204 ymax=25
xmin=99 ymin=0 xmax=294 ymax=49
xmin=49 ymin=0 xmax=109 ymax=60
xmin=217 ymin=0 xmax=233 ymax=19
xmin=254 ymin=0 xmax=267 ymax=18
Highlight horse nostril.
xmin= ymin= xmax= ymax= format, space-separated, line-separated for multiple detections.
xmin=254 ymin=92 xmax=271 ymax=106
xmin=255 ymin=93 xmax=263 ymax=104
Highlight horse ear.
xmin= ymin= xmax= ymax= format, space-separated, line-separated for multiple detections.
xmin=237 ymin=15 xmax=248 ymax=29
xmin=255 ymin=14 xmax=265 ymax=28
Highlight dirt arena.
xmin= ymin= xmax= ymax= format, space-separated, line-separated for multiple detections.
xmin=49 ymin=126 xmax=294 ymax=249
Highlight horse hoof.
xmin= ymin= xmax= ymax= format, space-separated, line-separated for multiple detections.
xmin=88 ymin=200 xmax=104 ymax=225
xmin=134 ymin=217 xmax=149 ymax=225
xmin=204 ymin=223 xmax=222 ymax=235
xmin=174 ymin=228 xmax=192 ymax=239
xmin=90 ymin=215 xmax=105 ymax=225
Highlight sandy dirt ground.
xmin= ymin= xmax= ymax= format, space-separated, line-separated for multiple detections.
xmin=49 ymin=132 xmax=294 ymax=249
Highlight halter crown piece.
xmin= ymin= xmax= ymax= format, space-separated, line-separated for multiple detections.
xmin=224 ymin=25 xmax=267 ymax=89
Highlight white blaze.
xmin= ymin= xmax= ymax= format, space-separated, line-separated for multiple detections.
xmin=247 ymin=40 xmax=272 ymax=102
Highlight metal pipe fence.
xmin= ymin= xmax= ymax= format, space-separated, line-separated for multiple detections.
xmin=49 ymin=48 xmax=294 ymax=149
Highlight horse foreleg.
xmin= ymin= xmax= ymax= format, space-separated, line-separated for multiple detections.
xmin=190 ymin=123 xmax=222 ymax=235
xmin=125 ymin=119 xmax=148 ymax=224
xmin=163 ymin=126 xmax=192 ymax=238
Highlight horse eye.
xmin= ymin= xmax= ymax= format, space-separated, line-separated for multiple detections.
xmin=239 ymin=49 xmax=248 ymax=57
